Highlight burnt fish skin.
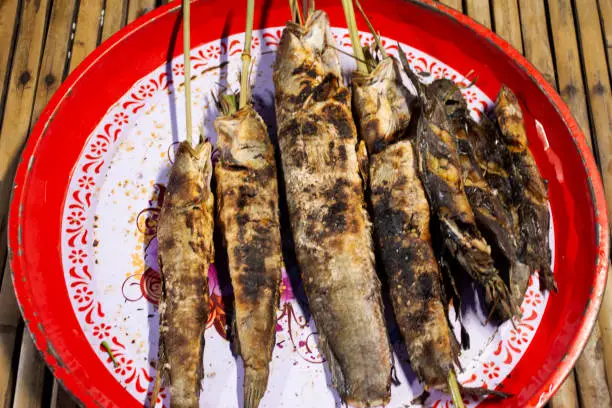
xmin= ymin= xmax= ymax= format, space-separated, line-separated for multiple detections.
xmin=415 ymin=95 xmax=519 ymax=321
xmin=155 ymin=141 xmax=215 ymax=408
xmin=273 ymin=10 xmax=393 ymax=407
xmin=494 ymin=85 xmax=556 ymax=292
xmin=352 ymin=58 xmax=459 ymax=392
xmin=215 ymin=105 xmax=282 ymax=408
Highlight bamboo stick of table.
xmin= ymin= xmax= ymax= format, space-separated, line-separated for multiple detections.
xmin=437 ymin=0 xmax=463 ymax=12
xmin=69 ymin=0 xmax=105 ymax=73
xmin=101 ymin=0 xmax=129 ymax=43
xmin=0 ymin=0 xmax=19 ymax=119
xmin=466 ymin=0 xmax=491 ymax=28
xmin=127 ymin=0 xmax=157 ymax=24
xmin=490 ymin=0 xmax=522 ymax=53
xmin=597 ymin=0 xmax=612 ymax=81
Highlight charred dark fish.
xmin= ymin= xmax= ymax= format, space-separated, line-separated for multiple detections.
xmin=154 ymin=141 xmax=215 ymax=408
xmin=273 ymin=11 xmax=393 ymax=406
xmin=431 ymin=79 xmax=529 ymax=309
xmin=414 ymin=92 xmax=518 ymax=321
xmin=494 ymin=85 xmax=556 ymax=292
xmin=215 ymin=106 xmax=282 ymax=408
xmin=352 ymin=58 xmax=460 ymax=392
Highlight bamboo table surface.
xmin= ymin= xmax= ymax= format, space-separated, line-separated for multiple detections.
xmin=0 ymin=0 xmax=611 ymax=407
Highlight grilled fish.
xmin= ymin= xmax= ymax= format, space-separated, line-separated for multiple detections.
xmin=215 ymin=106 xmax=282 ymax=408
xmin=415 ymin=95 xmax=518 ymax=321
xmin=273 ymin=11 xmax=393 ymax=406
xmin=154 ymin=141 xmax=215 ymax=408
xmin=352 ymin=58 xmax=459 ymax=391
xmin=431 ymin=79 xmax=529 ymax=309
xmin=495 ymin=85 xmax=556 ymax=292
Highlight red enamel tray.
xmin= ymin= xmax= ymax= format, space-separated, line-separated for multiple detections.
xmin=8 ymin=0 xmax=609 ymax=407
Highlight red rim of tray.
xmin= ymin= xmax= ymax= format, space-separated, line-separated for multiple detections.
xmin=7 ymin=0 xmax=609 ymax=407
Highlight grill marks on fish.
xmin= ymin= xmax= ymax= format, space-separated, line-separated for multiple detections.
xmin=495 ymin=86 xmax=556 ymax=292
xmin=215 ymin=106 xmax=282 ymax=408
xmin=352 ymin=59 xmax=458 ymax=392
xmin=273 ymin=10 xmax=392 ymax=407
xmin=416 ymin=99 xmax=518 ymax=320
xmin=156 ymin=141 xmax=215 ymax=408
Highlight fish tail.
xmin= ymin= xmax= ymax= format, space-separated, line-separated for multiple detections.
xmin=244 ymin=367 xmax=269 ymax=408
xmin=539 ymin=264 xmax=558 ymax=292
xmin=485 ymin=274 xmax=520 ymax=320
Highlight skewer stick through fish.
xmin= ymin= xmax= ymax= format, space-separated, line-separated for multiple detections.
xmin=273 ymin=9 xmax=393 ymax=406
xmin=344 ymin=4 xmax=464 ymax=407
xmin=214 ymin=3 xmax=283 ymax=408
xmin=149 ymin=2 xmax=215 ymax=407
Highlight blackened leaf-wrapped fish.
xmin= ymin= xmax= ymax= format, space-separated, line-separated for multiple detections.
xmin=431 ymin=79 xmax=529 ymax=308
xmin=273 ymin=11 xmax=393 ymax=406
xmin=215 ymin=106 xmax=282 ymax=408
xmin=465 ymin=118 xmax=531 ymax=305
xmin=155 ymin=141 xmax=215 ymax=408
xmin=415 ymin=97 xmax=518 ymax=320
xmin=495 ymin=85 xmax=556 ymax=292
xmin=352 ymin=58 xmax=459 ymax=391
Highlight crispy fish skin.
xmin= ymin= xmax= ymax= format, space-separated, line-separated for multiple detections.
xmin=214 ymin=106 xmax=282 ymax=408
xmin=495 ymin=85 xmax=556 ymax=291
xmin=352 ymin=60 xmax=457 ymax=391
xmin=273 ymin=11 xmax=393 ymax=406
xmin=416 ymin=100 xmax=518 ymax=320
xmin=156 ymin=141 xmax=215 ymax=408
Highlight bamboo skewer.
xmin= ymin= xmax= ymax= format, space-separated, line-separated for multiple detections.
xmin=239 ymin=0 xmax=255 ymax=109
xmin=183 ymin=0 xmax=193 ymax=146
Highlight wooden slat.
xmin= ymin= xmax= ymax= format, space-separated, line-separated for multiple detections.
xmin=437 ymin=0 xmax=463 ymax=12
xmin=12 ymin=333 xmax=46 ymax=408
xmin=575 ymin=325 xmax=612 ymax=406
xmin=549 ymin=370 xmax=580 ymax=408
xmin=127 ymin=0 xmax=156 ymax=24
xmin=0 ymin=0 xmax=20 ymax=121
xmin=51 ymin=380 xmax=79 ymax=408
xmin=101 ymin=0 xmax=128 ymax=43
xmin=599 ymin=265 xmax=612 ymax=394
xmin=69 ymin=0 xmax=105 ymax=73
xmin=491 ymin=0 xmax=523 ymax=53
xmin=29 ymin=0 xmax=78 ymax=128
xmin=0 ymin=0 xmax=52 ymax=289
xmin=466 ymin=0 xmax=491 ymax=28
xmin=518 ymin=0 xmax=557 ymax=87
xmin=598 ymin=0 xmax=612 ymax=78
xmin=8 ymin=2 xmax=79 ymax=406
xmin=0 ymin=264 xmax=21 ymax=408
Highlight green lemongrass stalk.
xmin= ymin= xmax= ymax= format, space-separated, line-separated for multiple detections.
xmin=183 ymin=0 xmax=193 ymax=146
xmin=239 ymin=0 xmax=255 ymax=109
xmin=449 ymin=371 xmax=466 ymax=408
xmin=354 ymin=0 xmax=387 ymax=59
xmin=341 ymin=0 xmax=367 ymax=73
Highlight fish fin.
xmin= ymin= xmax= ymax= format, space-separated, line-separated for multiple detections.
xmin=244 ymin=368 xmax=268 ymax=408
xmin=485 ymin=275 xmax=520 ymax=321
xmin=319 ymin=334 xmax=346 ymax=395
xmin=510 ymin=261 xmax=530 ymax=310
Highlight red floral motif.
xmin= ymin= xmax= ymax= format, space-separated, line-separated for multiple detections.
xmin=482 ymin=361 xmax=500 ymax=380
xmin=509 ymin=326 xmax=530 ymax=347
xmin=205 ymin=44 xmax=221 ymax=59
xmin=462 ymin=89 xmax=479 ymax=104
xmin=122 ymin=72 xmax=169 ymax=114
xmin=430 ymin=62 xmax=457 ymax=81
xmin=113 ymin=112 xmax=129 ymax=126
xmin=74 ymin=286 xmax=94 ymax=304
xmin=93 ymin=323 xmax=111 ymax=339
xmin=262 ymin=29 xmax=283 ymax=48
xmin=66 ymin=191 xmax=90 ymax=247
xmin=251 ymin=36 xmax=260 ymax=49
xmin=114 ymin=355 xmax=135 ymax=377
xmin=147 ymin=387 xmax=168 ymax=408
xmin=77 ymin=175 xmax=95 ymax=190
xmin=524 ymin=289 xmax=543 ymax=306
xmin=228 ymin=39 xmax=243 ymax=56
xmin=90 ymin=139 xmax=108 ymax=156
xmin=172 ymin=62 xmax=184 ymax=76
xmin=67 ymin=210 xmax=86 ymax=226
xmin=69 ymin=249 xmax=87 ymax=264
